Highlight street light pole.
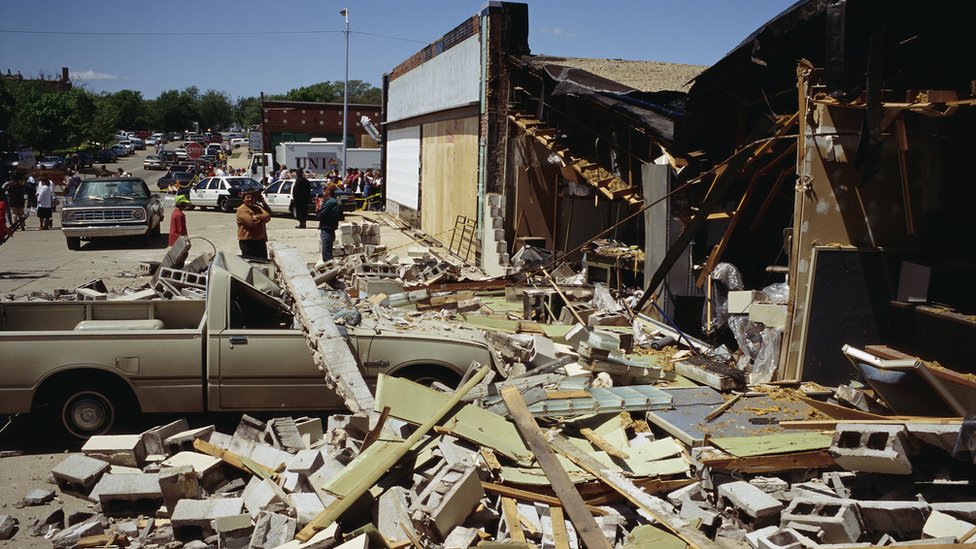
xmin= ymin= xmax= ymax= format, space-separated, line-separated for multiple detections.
xmin=340 ymin=7 xmax=349 ymax=175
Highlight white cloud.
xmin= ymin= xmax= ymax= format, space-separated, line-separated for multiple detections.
xmin=72 ymin=70 xmax=119 ymax=81
xmin=537 ymin=26 xmax=574 ymax=38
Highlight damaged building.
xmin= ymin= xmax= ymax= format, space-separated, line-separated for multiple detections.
xmin=382 ymin=0 xmax=976 ymax=388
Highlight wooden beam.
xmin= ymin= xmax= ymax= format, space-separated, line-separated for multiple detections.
xmin=482 ymin=482 xmax=608 ymax=516
xmin=701 ymin=450 xmax=836 ymax=473
xmin=270 ymin=243 xmax=375 ymax=415
xmin=501 ymin=387 xmax=612 ymax=549
xmin=695 ymin=141 xmax=797 ymax=288
xmin=193 ymin=438 xmax=278 ymax=479
xmin=550 ymin=506 xmax=571 ymax=549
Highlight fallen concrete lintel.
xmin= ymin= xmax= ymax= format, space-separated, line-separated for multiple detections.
xmin=270 ymin=243 xmax=375 ymax=415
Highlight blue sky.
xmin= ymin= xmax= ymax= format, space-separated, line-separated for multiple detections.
xmin=0 ymin=0 xmax=794 ymax=100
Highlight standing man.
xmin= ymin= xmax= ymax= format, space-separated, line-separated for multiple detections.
xmin=236 ymin=189 xmax=271 ymax=259
xmin=65 ymin=171 xmax=82 ymax=205
xmin=292 ymin=168 xmax=311 ymax=229
xmin=316 ymin=184 xmax=340 ymax=262
xmin=5 ymin=176 xmax=27 ymax=225
xmin=169 ymin=195 xmax=190 ymax=246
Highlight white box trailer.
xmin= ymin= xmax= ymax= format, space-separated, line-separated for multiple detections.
xmin=247 ymin=139 xmax=380 ymax=180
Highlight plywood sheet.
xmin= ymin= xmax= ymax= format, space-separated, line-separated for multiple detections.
xmin=421 ymin=117 xmax=479 ymax=245
xmin=710 ymin=433 xmax=833 ymax=458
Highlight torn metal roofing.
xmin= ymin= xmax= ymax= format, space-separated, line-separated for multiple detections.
xmin=520 ymin=60 xmax=689 ymax=145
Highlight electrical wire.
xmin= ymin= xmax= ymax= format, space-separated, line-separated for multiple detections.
xmin=0 ymin=28 xmax=428 ymax=44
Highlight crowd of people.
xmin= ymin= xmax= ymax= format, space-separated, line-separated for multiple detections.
xmin=1 ymin=147 xmax=384 ymax=267
xmin=0 ymin=171 xmax=74 ymax=234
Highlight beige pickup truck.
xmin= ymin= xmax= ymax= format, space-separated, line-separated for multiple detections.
xmin=0 ymin=253 xmax=493 ymax=439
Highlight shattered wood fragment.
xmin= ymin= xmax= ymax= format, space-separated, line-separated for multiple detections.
xmin=578 ymin=428 xmax=630 ymax=459
xmin=296 ymin=366 xmax=490 ymax=542
xmin=501 ymin=387 xmax=612 ymax=549
xmin=359 ymin=406 xmax=391 ymax=452
xmin=192 ymin=438 xmax=277 ymax=479
xmin=270 ymin=243 xmax=375 ymax=415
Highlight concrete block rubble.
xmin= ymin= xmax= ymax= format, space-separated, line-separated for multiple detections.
xmin=6 ymin=253 xmax=976 ymax=549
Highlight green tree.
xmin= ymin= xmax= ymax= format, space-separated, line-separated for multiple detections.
xmin=281 ymin=80 xmax=380 ymax=104
xmin=105 ymin=89 xmax=149 ymax=130
xmin=7 ymin=88 xmax=74 ymax=154
xmin=234 ymin=96 xmax=262 ymax=129
xmin=153 ymin=87 xmax=200 ymax=132
xmin=198 ymin=90 xmax=234 ymax=132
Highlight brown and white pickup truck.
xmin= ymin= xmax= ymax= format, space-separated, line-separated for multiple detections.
xmin=0 ymin=253 xmax=494 ymax=438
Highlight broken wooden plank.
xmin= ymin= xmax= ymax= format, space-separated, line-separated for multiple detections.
xmin=550 ymin=506 xmax=571 ymax=549
xmin=270 ymin=243 xmax=375 ymax=415
xmin=701 ymin=450 xmax=836 ymax=473
xmin=781 ymin=418 xmax=962 ymax=430
xmin=579 ymin=427 xmax=630 ymax=460
xmin=296 ymin=366 xmax=490 ymax=541
xmin=192 ymin=438 xmax=278 ymax=479
xmin=501 ymin=387 xmax=612 ymax=549
xmin=501 ymin=496 xmax=528 ymax=543
xmin=481 ymin=482 xmax=607 ymax=516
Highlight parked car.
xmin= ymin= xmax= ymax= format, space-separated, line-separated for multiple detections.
xmin=94 ymin=149 xmax=119 ymax=163
xmin=129 ymin=137 xmax=146 ymax=150
xmin=143 ymin=155 xmax=165 ymax=170
xmin=60 ymin=177 xmax=165 ymax=250
xmin=263 ymin=178 xmax=327 ymax=217
xmin=36 ymin=155 xmax=65 ymax=169
xmin=157 ymin=169 xmax=193 ymax=191
xmin=230 ymin=137 xmax=249 ymax=149
xmin=159 ymin=150 xmax=179 ymax=167
xmin=188 ymin=176 xmax=263 ymax=212
xmin=205 ymin=143 xmax=222 ymax=157
xmin=175 ymin=147 xmax=188 ymax=160
xmin=2 ymin=149 xmax=37 ymax=173
xmin=77 ymin=151 xmax=94 ymax=168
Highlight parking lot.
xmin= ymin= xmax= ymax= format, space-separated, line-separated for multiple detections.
xmin=0 ymin=146 xmax=360 ymax=296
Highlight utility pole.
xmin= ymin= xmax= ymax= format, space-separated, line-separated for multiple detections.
xmin=340 ymin=7 xmax=349 ymax=175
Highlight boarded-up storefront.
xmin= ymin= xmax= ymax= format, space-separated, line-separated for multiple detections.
xmin=421 ymin=117 xmax=479 ymax=243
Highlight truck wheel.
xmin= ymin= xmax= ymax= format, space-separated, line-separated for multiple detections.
xmin=65 ymin=236 xmax=81 ymax=250
xmin=59 ymin=389 xmax=117 ymax=439
xmin=219 ymin=198 xmax=232 ymax=213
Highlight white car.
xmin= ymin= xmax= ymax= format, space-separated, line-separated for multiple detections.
xmin=116 ymin=140 xmax=135 ymax=155
xmin=263 ymin=178 xmax=326 ymax=217
xmin=188 ymin=176 xmax=263 ymax=213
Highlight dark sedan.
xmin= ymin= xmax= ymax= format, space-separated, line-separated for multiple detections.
xmin=94 ymin=149 xmax=118 ymax=163
xmin=157 ymin=170 xmax=193 ymax=191
xmin=36 ymin=155 xmax=65 ymax=169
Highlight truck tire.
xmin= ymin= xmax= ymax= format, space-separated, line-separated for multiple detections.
xmin=219 ymin=197 xmax=232 ymax=213
xmin=65 ymin=236 xmax=81 ymax=250
xmin=59 ymin=389 xmax=117 ymax=440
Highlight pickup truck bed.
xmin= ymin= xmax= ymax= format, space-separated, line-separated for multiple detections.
xmin=0 ymin=253 xmax=494 ymax=438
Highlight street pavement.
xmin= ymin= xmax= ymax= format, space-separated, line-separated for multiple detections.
xmin=0 ymin=146 xmax=400 ymax=296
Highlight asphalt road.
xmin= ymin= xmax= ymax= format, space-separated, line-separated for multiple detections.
xmin=0 ymin=147 xmax=331 ymax=296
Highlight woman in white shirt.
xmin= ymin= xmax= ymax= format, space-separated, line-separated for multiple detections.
xmin=36 ymin=179 xmax=54 ymax=230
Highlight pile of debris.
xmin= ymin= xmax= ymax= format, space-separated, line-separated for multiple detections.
xmin=1 ymin=237 xmax=213 ymax=303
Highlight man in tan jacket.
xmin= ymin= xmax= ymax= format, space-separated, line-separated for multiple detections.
xmin=236 ymin=189 xmax=271 ymax=259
